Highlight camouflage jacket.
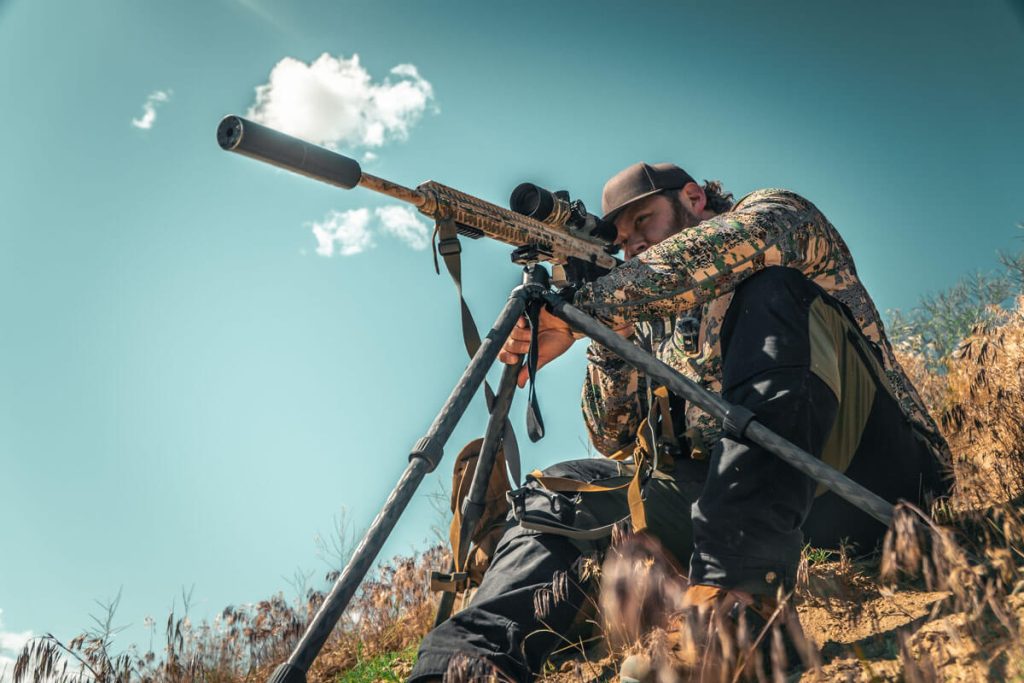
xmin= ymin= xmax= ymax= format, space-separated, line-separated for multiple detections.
xmin=573 ymin=188 xmax=950 ymax=461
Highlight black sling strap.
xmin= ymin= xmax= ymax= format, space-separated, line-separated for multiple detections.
xmin=432 ymin=218 xmax=522 ymax=484
xmin=523 ymin=301 xmax=546 ymax=442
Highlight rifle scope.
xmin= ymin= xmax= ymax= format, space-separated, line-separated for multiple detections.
xmin=509 ymin=183 xmax=618 ymax=249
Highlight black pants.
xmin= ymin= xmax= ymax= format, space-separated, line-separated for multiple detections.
xmin=409 ymin=267 xmax=948 ymax=682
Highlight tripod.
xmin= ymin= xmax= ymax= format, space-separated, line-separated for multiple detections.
xmin=266 ymin=263 xmax=895 ymax=683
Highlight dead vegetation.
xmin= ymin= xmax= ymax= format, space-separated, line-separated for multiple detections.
xmin=11 ymin=267 xmax=1024 ymax=682
xmin=9 ymin=547 xmax=446 ymax=683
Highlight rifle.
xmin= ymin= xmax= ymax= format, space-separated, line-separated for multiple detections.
xmin=216 ymin=116 xmax=620 ymax=287
xmin=215 ymin=115 xmax=896 ymax=683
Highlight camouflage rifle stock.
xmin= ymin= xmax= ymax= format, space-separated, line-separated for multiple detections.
xmin=216 ymin=115 xmax=619 ymax=285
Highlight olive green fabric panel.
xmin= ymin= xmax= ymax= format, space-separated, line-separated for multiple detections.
xmin=808 ymin=297 xmax=877 ymax=496
xmin=808 ymin=297 xmax=843 ymax=399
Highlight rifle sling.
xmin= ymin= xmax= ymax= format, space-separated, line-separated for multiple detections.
xmin=433 ymin=218 xmax=522 ymax=485
xmin=524 ymin=301 xmax=546 ymax=442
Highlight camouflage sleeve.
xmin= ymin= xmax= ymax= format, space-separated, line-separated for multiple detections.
xmin=573 ymin=190 xmax=841 ymax=326
xmin=582 ymin=339 xmax=647 ymax=457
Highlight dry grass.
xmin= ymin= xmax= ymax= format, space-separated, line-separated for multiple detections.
xmin=13 ymin=299 xmax=1024 ymax=682
xmin=928 ymin=298 xmax=1024 ymax=506
xmin=11 ymin=547 xmax=447 ymax=683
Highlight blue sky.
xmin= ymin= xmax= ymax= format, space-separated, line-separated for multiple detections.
xmin=1 ymin=0 xmax=1022 ymax=672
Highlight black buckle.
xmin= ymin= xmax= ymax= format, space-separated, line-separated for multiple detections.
xmin=679 ymin=316 xmax=700 ymax=354
xmin=506 ymin=484 xmax=563 ymax=522
xmin=507 ymin=487 xmax=529 ymax=522
xmin=438 ymin=237 xmax=462 ymax=256
xmin=430 ymin=570 xmax=469 ymax=593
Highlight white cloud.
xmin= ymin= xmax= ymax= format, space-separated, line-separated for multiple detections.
xmin=0 ymin=609 xmax=32 ymax=683
xmin=131 ymin=90 xmax=172 ymax=130
xmin=375 ymin=206 xmax=430 ymax=250
xmin=311 ymin=208 xmax=374 ymax=257
xmin=247 ymin=53 xmax=435 ymax=150
xmin=310 ymin=206 xmax=430 ymax=257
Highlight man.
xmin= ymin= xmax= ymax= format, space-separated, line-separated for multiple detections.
xmin=409 ymin=163 xmax=950 ymax=682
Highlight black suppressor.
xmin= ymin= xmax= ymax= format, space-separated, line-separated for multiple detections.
xmin=217 ymin=115 xmax=363 ymax=190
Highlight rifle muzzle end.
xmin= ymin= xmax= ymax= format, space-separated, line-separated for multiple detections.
xmin=217 ymin=115 xmax=245 ymax=151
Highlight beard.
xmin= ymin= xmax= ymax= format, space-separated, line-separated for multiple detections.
xmin=668 ymin=195 xmax=701 ymax=233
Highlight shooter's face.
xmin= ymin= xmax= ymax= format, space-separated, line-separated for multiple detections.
xmin=612 ymin=190 xmax=700 ymax=259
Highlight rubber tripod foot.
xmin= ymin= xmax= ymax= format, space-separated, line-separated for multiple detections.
xmin=268 ymin=662 xmax=306 ymax=683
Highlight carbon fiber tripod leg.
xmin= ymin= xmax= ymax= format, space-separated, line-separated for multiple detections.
xmin=267 ymin=286 xmax=532 ymax=683
xmin=432 ymin=359 xmax=521 ymax=627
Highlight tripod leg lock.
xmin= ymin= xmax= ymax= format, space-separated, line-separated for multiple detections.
xmin=409 ymin=437 xmax=444 ymax=471
xmin=723 ymin=405 xmax=756 ymax=439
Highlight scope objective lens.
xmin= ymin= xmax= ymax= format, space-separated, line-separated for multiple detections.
xmin=510 ymin=183 xmax=555 ymax=222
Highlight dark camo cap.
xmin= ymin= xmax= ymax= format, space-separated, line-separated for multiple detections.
xmin=601 ymin=162 xmax=696 ymax=221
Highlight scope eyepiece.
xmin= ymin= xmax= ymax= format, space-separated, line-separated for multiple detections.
xmin=588 ymin=216 xmax=618 ymax=244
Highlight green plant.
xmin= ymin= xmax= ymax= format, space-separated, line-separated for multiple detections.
xmin=803 ymin=546 xmax=835 ymax=566
xmin=335 ymin=645 xmax=418 ymax=683
xmin=887 ymin=240 xmax=1023 ymax=370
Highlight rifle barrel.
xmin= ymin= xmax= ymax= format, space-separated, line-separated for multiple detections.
xmin=357 ymin=172 xmax=428 ymax=209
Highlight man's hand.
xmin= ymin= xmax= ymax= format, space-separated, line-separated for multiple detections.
xmin=498 ymin=307 xmax=575 ymax=388
xmin=498 ymin=308 xmax=636 ymax=388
